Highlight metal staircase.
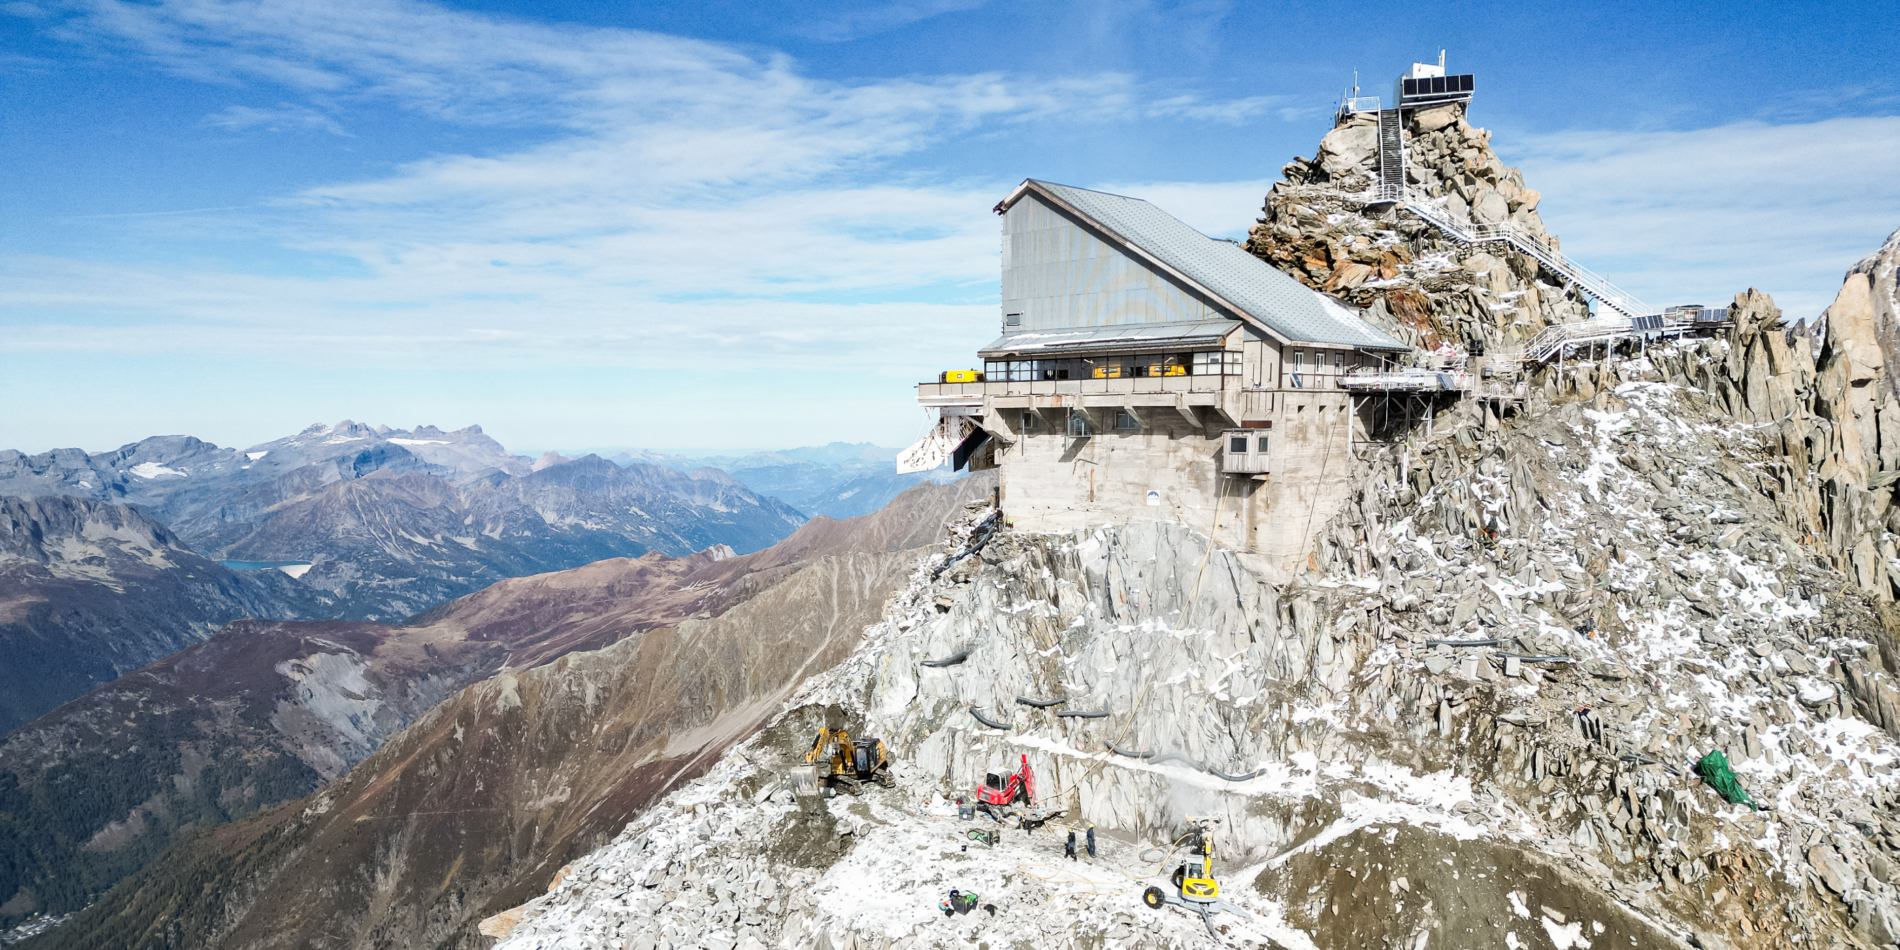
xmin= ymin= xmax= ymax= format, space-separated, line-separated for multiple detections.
xmin=1376 ymin=109 xmax=1405 ymax=196
xmin=1334 ymin=95 xmax=1729 ymax=366
xmin=1345 ymin=100 xmax=1649 ymax=320
xmin=1396 ymin=190 xmax=1649 ymax=319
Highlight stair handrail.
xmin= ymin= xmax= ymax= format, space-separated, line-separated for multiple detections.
xmin=1393 ymin=187 xmax=1652 ymax=317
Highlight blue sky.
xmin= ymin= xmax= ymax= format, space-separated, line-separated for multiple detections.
xmin=3 ymin=0 xmax=1897 ymax=455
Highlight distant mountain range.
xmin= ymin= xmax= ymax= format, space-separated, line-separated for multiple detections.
xmin=594 ymin=441 xmax=960 ymax=519
xmin=0 ymin=422 xmax=809 ymax=622
xmin=0 ymin=477 xmax=992 ymax=941
xmin=0 ymin=424 xmax=953 ymax=736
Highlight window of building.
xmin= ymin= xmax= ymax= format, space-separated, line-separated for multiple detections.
xmin=1228 ymin=435 xmax=1248 ymax=454
xmin=1114 ymin=409 xmax=1140 ymax=430
xmin=1257 ymin=435 xmax=1270 ymax=453
xmin=1191 ymin=351 xmax=1242 ymax=375
xmin=1332 ymin=352 xmax=1343 ymax=372
xmin=1005 ymin=312 xmax=1023 ymax=327
xmin=1066 ymin=411 xmax=1093 ymax=438
xmin=1020 ymin=410 xmax=1043 ymax=432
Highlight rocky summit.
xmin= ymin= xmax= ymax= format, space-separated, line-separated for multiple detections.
xmin=1248 ymin=102 xmax=1588 ymax=352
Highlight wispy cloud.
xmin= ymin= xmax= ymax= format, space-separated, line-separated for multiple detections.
xmin=7 ymin=0 xmax=1300 ymax=384
xmin=1145 ymin=94 xmax=1307 ymax=124
xmin=204 ymin=102 xmax=347 ymax=135
xmin=1501 ymin=116 xmax=1900 ymax=319
xmin=787 ymin=0 xmax=991 ymax=42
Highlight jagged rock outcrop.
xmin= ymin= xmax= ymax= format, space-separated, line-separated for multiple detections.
xmin=1246 ymin=103 xmax=1591 ymax=352
xmin=21 ymin=477 xmax=993 ymax=950
xmin=1590 ymin=231 xmax=1900 ymax=605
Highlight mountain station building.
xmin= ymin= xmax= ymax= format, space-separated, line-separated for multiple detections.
xmin=906 ymin=179 xmax=1414 ymax=570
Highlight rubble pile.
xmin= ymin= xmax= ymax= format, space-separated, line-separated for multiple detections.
xmin=1244 ymin=103 xmax=1590 ymax=351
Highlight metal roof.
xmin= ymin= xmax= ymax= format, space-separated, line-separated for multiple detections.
xmin=978 ymin=319 xmax=1240 ymax=359
xmin=999 ymin=180 xmax=1409 ymax=351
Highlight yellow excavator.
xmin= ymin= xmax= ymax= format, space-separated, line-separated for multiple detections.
xmin=1141 ymin=816 xmax=1247 ymax=935
xmin=789 ymin=727 xmax=895 ymax=797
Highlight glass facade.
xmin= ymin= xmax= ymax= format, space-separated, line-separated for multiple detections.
xmin=984 ymin=350 xmax=1239 ymax=382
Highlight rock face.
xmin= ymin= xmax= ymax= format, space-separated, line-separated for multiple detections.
xmin=475 ymin=331 xmax=1900 ymax=947
xmin=1246 ymin=103 xmax=1589 ymax=352
xmin=1599 ymin=231 xmax=1900 ymax=607
xmin=0 ymin=495 xmax=324 ymax=732
xmin=0 ymin=422 xmax=808 ymax=619
xmin=23 ymin=476 xmax=993 ymax=950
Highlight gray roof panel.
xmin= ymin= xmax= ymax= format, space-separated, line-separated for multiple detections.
xmin=979 ymin=319 xmax=1240 ymax=358
xmin=1021 ymin=180 xmax=1408 ymax=351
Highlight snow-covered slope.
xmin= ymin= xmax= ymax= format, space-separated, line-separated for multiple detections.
xmin=489 ymin=341 xmax=1900 ymax=950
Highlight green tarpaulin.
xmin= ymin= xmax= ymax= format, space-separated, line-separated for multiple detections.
xmin=1696 ymin=749 xmax=1757 ymax=810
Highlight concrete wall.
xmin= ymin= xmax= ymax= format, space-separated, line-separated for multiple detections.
xmin=1002 ymin=193 xmax=1225 ymax=331
xmin=996 ymin=387 xmax=1364 ymax=572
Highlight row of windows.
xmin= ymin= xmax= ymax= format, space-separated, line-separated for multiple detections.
xmin=1019 ymin=410 xmax=1278 ymax=451
xmin=1288 ymin=349 xmax=1358 ymax=373
xmin=1017 ymin=409 xmax=1133 ymax=436
xmin=983 ymin=351 xmax=1241 ymax=383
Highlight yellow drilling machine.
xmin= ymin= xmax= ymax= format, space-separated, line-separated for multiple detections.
xmin=1141 ymin=816 xmax=1248 ymax=936
xmin=788 ymin=727 xmax=895 ymax=798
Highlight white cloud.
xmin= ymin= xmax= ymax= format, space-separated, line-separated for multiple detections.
xmin=786 ymin=0 xmax=992 ymax=42
xmin=204 ymin=102 xmax=347 ymax=135
xmin=1501 ymin=116 xmax=1900 ymax=319
xmin=8 ymin=0 xmax=1309 ymax=399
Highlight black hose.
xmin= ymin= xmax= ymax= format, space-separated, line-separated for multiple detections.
xmin=922 ymin=648 xmax=972 ymax=668
xmin=969 ymin=704 xmax=1013 ymax=730
xmin=1056 ymin=709 xmax=1110 ymax=719
xmin=1105 ymin=740 xmax=1154 ymax=758
xmin=930 ymin=511 xmax=1003 ymax=581
xmin=1148 ymin=752 xmax=1202 ymax=770
xmin=1426 ymin=638 xmax=1501 ymax=647
xmin=1206 ymin=766 xmax=1268 ymax=782
xmin=1119 ymin=748 xmax=1266 ymax=782
xmin=1016 ymin=696 xmax=1068 ymax=708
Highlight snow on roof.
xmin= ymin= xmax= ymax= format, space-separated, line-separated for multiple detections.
xmin=977 ymin=319 xmax=1240 ymax=359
